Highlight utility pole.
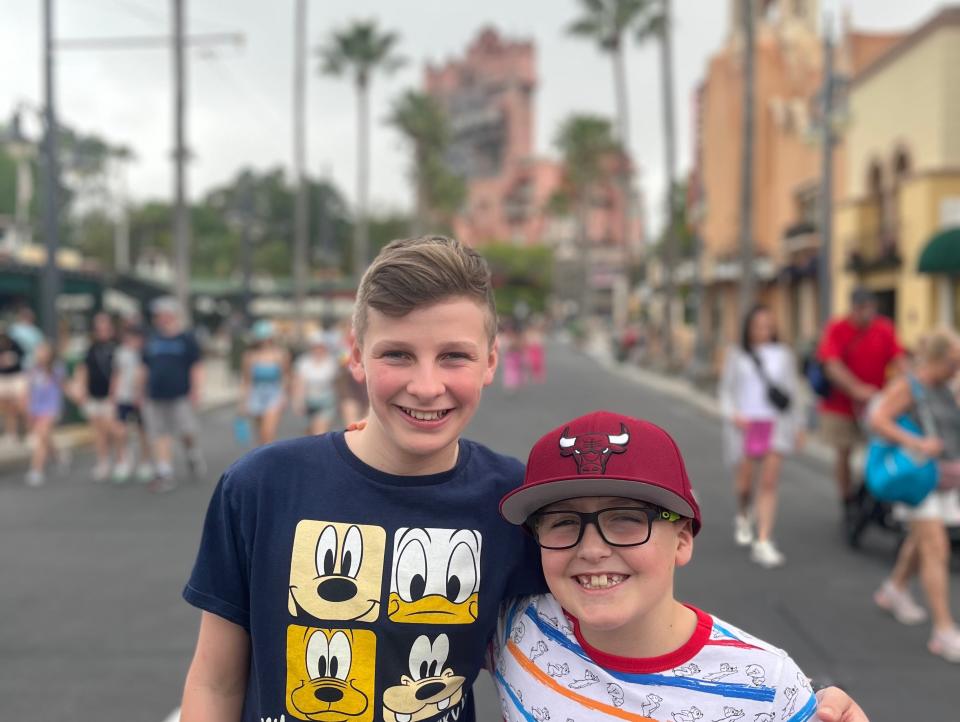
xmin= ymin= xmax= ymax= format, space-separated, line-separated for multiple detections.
xmin=817 ymin=19 xmax=835 ymax=326
xmin=239 ymin=175 xmax=254 ymax=325
xmin=293 ymin=0 xmax=309 ymax=345
xmin=172 ymin=0 xmax=191 ymax=323
xmin=738 ymin=0 xmax=757 ymax=320
xmin=40 ymin=0 xmax=61 ymax=342
xmin=659 ymin=0 xmax=678 ymax=369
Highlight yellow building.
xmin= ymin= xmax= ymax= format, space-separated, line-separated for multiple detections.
xmin=834 ymin=7 xmax=960 ymax=347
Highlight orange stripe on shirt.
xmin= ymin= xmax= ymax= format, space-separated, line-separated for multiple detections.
xmin=506 ymin=640 xmax=658 ymax=722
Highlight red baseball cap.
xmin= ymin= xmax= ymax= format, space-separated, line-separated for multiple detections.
xmin=500 ymin=410 xmax=702 ymax=535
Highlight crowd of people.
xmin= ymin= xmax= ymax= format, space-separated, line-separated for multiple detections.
xmin=717 ymin=286 xmax=960 ymax=663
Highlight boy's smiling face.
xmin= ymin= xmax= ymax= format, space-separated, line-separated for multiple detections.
xmin=350 ymin=296 xmax=497 ymax=475
xmin=537 ymin=496 xmax=693 ymax=643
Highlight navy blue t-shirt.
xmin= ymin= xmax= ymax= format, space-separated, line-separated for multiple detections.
xmin=184 ymin=431 xmax=545 ymax=722
xmin=143 ymin=331 xmax=200 ymax=400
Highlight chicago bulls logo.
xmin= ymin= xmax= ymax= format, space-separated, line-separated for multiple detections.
xmin=558 ymin=423 xmax=630 ymax=474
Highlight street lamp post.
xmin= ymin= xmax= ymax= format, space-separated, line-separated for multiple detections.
xmin=172 ymin=0 xmax=192 ymax=323
xmin=40 ymin=0 xmax=62 ymax=342
xmin=817 ymin=22 xmax=835 ymax=326
xmin=293 ymin=0 xmax=310 ymax=345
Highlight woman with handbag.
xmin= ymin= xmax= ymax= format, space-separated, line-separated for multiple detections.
xmin=720 ymin=305 xmax=804 ymax=568
xmin=869 ymin=328 xmax=960 ymax=663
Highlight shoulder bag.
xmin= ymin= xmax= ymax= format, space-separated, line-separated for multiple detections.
xmin=864 ymin=376 xmax=940 ymax=506
xmin=748 ymin=349 xmax=792 ymax=412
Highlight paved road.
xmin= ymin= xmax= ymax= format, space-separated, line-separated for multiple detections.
xmin=1 ymin=343 xmax=954 ymax=720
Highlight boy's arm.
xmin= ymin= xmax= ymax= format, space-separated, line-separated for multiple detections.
xmin=180 ymin=611 xmax=250 ymax=722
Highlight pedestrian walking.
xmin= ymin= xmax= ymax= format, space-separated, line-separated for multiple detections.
xmin=816 ymin=288 xmax=905 ymax=525
xmin=719 ymin=305 xmax=803 ymax=568
xmin=291 ymin=330 xmax=338 ymax=435
xmin=9 ymin=306 xmax=44 ymax=370
xmin=239 ymin=319 xmax=290 ymax=446
xmin=332 ymin=319 xmax=368 ymax=426
xmin=110 ymin=324 xmax=153 ymax=483
xmin=495 ymin=411 xmax=866 ymax=722
xmin=142 ymin=297 xmax=205 ymax=493
xmin=0 ymin=323 xmax=26 ymax=445
xmin=524 ymin=316 xmax=547 ymax=383
xmin=71 ymin=312 xmax=118 ymax=481
xmin=501 ymin=319 xmax=525 ymax=393
xmin=869 ymin=328 xmax=960 ymax=663
xmin=23 ymin=341 xmax=68 ymax=486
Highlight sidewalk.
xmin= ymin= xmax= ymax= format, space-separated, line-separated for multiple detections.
xmin=0 ymin=357 xmax=240 ymax=475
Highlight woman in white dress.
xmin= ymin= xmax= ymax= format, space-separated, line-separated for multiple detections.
xmin=719 ymin=305 xmax=804 ymax=568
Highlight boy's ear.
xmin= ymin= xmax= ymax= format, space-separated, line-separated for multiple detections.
xmin=349 ymin=331 xmax=366 ymax=384
xmin=674 ymin=519 xmax=695 ymax=568
xmin=483 ymin=335 xmax=499 ymax=386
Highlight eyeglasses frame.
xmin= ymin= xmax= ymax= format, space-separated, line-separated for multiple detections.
xmin=528 ymin=505 xmax=682 ymax=550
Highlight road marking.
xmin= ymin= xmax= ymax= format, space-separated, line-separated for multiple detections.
xmin=161 ymin=708 xmax=180 ymax=722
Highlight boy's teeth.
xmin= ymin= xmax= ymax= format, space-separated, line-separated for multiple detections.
xmin=404 ymin=408 xmax=446 ymax=421
xmin=576 ymin=574 xmax=625 ymax=590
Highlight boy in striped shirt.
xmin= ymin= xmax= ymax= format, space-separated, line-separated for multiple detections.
xmin=492 ymin=410 xmax=862 ymax=722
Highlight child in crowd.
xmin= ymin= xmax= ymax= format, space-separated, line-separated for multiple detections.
xmin=110 ymin=325 xmax=153 ymax=482
xmin=24 ymin=342 xmax=67 ymax=486
xmin=178 ymin=236 xmax=867 ymax=722
xmin=494 ymin=410 xmax=865 ymax=722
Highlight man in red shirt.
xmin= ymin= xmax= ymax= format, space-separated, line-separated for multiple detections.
xmin=817 ymin=288 xmax=905 ymax=513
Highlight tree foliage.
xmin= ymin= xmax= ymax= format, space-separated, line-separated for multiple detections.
xmin=481 ymin=243 xmax=554 ymax=317
xmin=318 ymin=20 xmax=405 ymax=89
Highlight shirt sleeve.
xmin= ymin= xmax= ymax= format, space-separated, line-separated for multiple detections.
xmin=187 ymin=333 xmax=202 ymax=366
xmin=502 ymin=528 xmax=548 ymax=599
xmin=771 ymin=653 xmax=818 ymax=722
xmin=817 ymin=321 xmax=843 ymax=362
xmin=182 ymin=471 xmax=252 ymax=630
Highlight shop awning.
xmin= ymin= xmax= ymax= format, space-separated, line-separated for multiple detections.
xmin=918 ymin=227 xmax=960 ymax=273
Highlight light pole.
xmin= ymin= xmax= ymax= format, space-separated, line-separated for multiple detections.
xmin=293 ymin=0 xmax=310 ymax=345
xmin=172 ymin=0 xmax=191 ymax=323
xmin=817 ymin=20 xmax=836 ymax=325
xmin=40 ymin=0 xmax=62 ymax=342
xmin=737 ymin=0 xmax=756 ymax=320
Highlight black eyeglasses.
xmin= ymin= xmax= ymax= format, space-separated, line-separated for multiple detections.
xmin=528 ymin=506 xmax=682 ymax=550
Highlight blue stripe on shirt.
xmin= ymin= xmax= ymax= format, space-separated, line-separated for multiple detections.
xmin=786 ymin=693 xmax=818 ymax=722
xmin=524 ymin=606 xmax=777 ymax=703
xmin=493 ymin=667 xmax=538 ymax=722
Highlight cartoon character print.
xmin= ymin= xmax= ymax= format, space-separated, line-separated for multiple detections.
xmin=745 ymin=664 xmax=765 ymax=687
xmin=713 ymin=708 xmax=745 ymax=722
xmin=389 ymin=528 xmax=481 ymax=624
xmin=641 ymin=694 xmax=663 ymax=717
xmin=780 ymin=687 xmax=798 ymax=720
xmin=547 ymin=662 xmax=570 ymax=678
xmin=285 ymin=625 xmax=376 ymax=722
xmin=532 ymin=707 xmax=550 ymax=722
xmin=382 ymin=634 xmax=467 ymax=722
xmin=530 ymin=641 xmax=549 ymax=661
xmin=796 ymin=672 xmax=812 ymax=692
xmin=288 ymin=521 xmax=386 ymax=622
xmin=754 ymin=714 xmax=775 ymax=722
xmin=510 ymin=620 xmax=525 ymax=645
xmin=703 ymin=663 xmax=738 ymax=682
xmin=673 ymin=663 xmax=701 ymax=677
xmin=672 ymin=706 xmax=703 ymax=722
xmin=568 ymin=669 xmax=599 ymax=689
xmin=606 ymin=683 xmax=624 ymax=708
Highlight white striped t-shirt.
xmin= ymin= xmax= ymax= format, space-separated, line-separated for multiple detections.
xmin=490 ymin=594 xmax=817 ymax=722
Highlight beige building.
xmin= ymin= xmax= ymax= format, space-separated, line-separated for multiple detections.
xmin=691 ymin=0 xmax=904 ymax=366
xmin=834 ymin=7 xmax=960 ymax=347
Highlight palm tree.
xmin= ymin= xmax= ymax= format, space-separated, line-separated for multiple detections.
xmin=387 ymin=90 xmax=462 ymax=235
xmin=567 ymin=0 xmax=653 ymax=258
xmin=555 ymin=114 xmax=621 ymax=316
xmin=318 ymin=20 xmax=404 ymax=276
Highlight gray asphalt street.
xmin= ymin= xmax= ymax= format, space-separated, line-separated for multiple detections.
xmin=1 ymin=342 xmax=953 ymax=720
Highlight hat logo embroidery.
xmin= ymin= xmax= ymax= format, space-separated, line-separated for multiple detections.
xmin=558 ymin=423 xmax=630 ymax=475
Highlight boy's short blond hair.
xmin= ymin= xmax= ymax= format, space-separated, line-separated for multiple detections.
xmin=352 ymin=235 xmax=498 ymax=345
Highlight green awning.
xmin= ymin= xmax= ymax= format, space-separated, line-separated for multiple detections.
xmin=918 ymin=227 xmax=960 ymax=273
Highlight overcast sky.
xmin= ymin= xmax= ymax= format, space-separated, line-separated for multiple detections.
xmin=0 ymin=1 xmax=945 ymax=231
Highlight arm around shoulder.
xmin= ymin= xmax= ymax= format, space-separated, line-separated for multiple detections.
xmin=180 ymin=611 xmax=250 ymax=722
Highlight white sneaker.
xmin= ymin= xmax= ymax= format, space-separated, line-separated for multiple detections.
xmin=92 ymin=461 xmax=111 ymax=482
xmin=929 ymin=627 xmax=960 ymax=663
xmin=112 ymin=460 xmax=132 ymax=483
xmin=751 ymin=540 xmax=785 ymax=568
xmin=874 ymin=579 xmax=928 ymax=625
xmin=25 ymin=469 xmax=45 ymax=487
xmin=734 ymin=514 xmax=754 ymax=547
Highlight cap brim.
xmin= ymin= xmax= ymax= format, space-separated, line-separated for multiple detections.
xmin=500 ymin=477 xmax=697 ymax=525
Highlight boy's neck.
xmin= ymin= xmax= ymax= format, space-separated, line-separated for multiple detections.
xmin=345 ymin=424 xmax=460 ymax=477
xmin=576 ymin=597 xmax=697 ymax=661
